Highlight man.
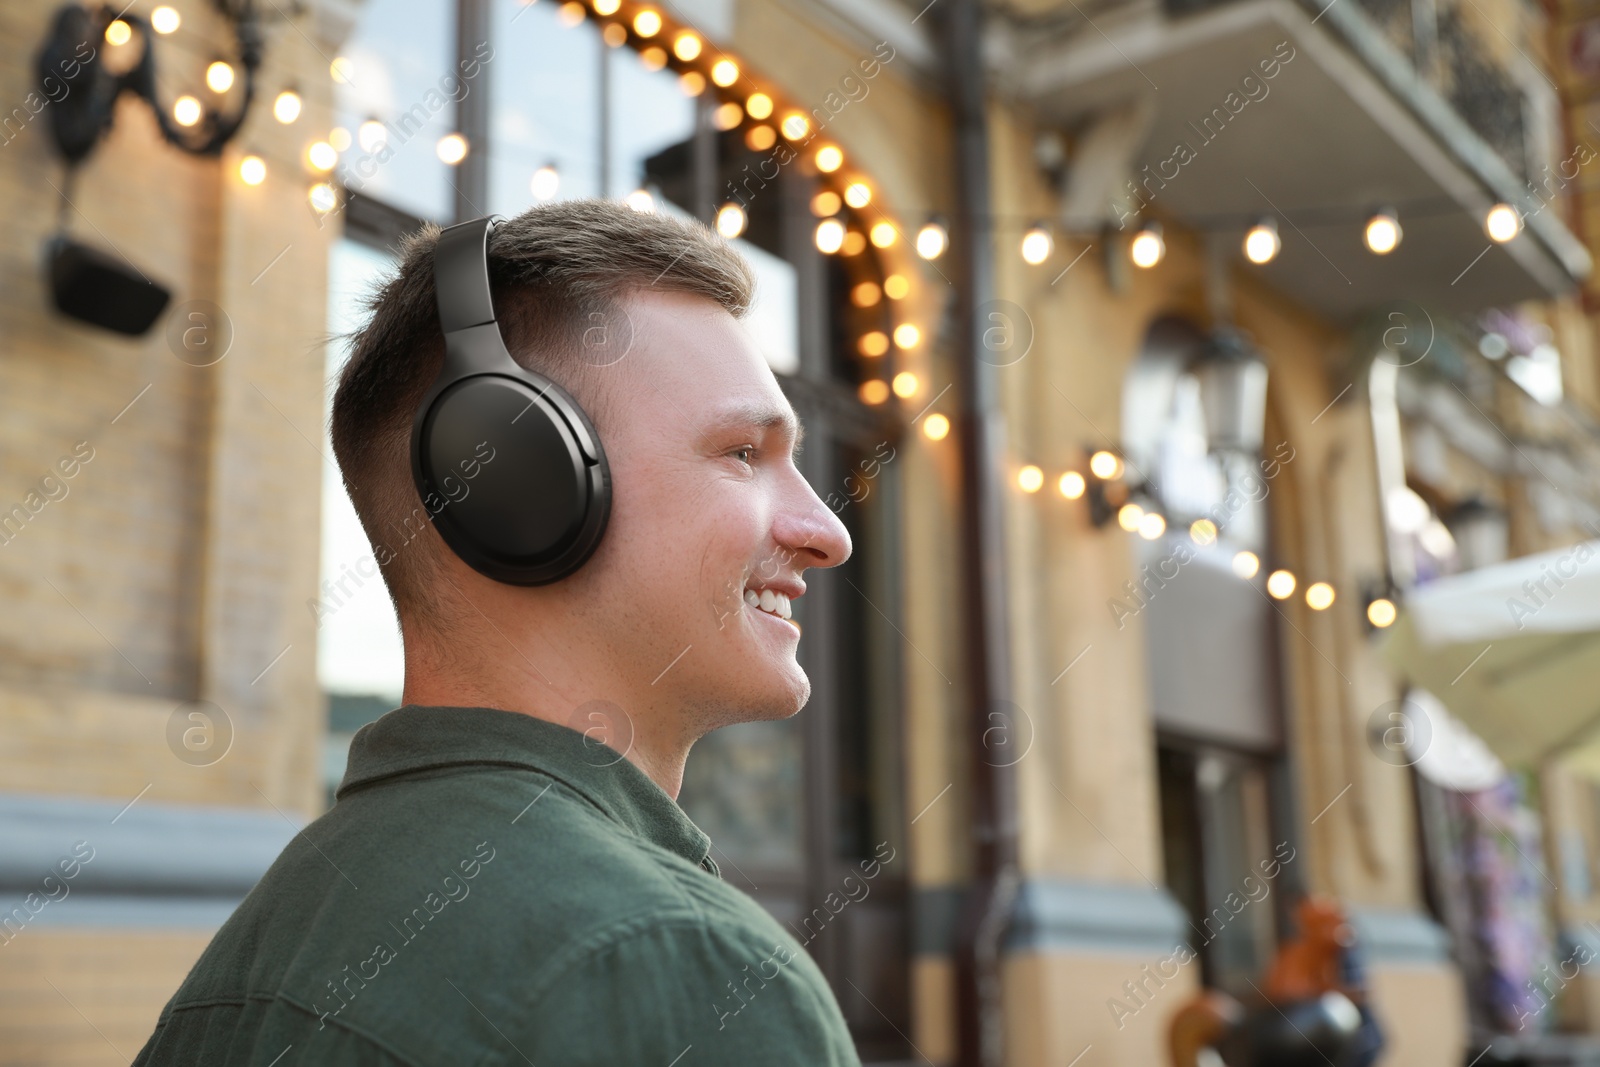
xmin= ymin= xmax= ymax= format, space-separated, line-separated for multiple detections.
xmin=133 ymin=199 xmax=859 ymax=1065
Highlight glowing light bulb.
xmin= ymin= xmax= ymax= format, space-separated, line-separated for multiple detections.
xmin=1232 ymin=551 xmax=1260 ymax=579
xmin=531 ymin=165 xmax=560 ymax=201
xmin=625 ymin=189 xmax=656 ymax=212
xmin=781 ymin=113 xmax=810 ymax=140
xmin=1190 ymin=518 xmax=1217 ymax=545
xmin=673 ymin=33 xmax=701 ymax=60
xmin=308 ymin=182 xmax=338 ymax=214
xmin=815 ymin=218 xmax=845 ymax=254
xmin=173 ymin=95 xmax=202 ymax=127
xmin=436 ymin=133 xmax=468 ymax=164
xmin=923 ymin=414 xmax=950 ymax=441
xmin=1130 ymin=223 xmax=1164 ymax=268
xmin=1138 ymin=512 xmax=1167 ymax=540
xmin=1365 ymin=209 xmax=1401 ymax=254
xmin=273 ymin=90 xmax=302 ymax=124
xmin=105 ymin=20 xmax=131 ymax=46
xmin=892 ymin=371 xmax=919 ymax=398
xmin=711 ymin=59 xmax=739 ymax=86
xmin=1243 ymin=218 xmax=1280 ymax=264
xmin=307 ymin=141 xmax=337 ymax=171
xmin=151 ymin=6 xmax=180 ymax=33
xmin=633 ymin=9 xmax=662 ymax=36
xmin=716 ymin=203 xmax=746 ymax=238
xmin=1088 ymin=450 xmax=1122 ymax=480
xmin=858 ymin=332 xmax=889 ymax=357
xmin=1020 ymin=224 xmax=1052 ymax=265
xmin=859 ymin=380 xmax=889 ymax=405
xmin=358 ymin=119 xmax=388 ymax=153
xmin=1266 ymin=569 xmax=1297 ymax=599
xmin=1059 ymin=472 xmax=1085 ymax=499
xmin=893 ymin=323 xmax=921 ymax=349
xmin=1018 ymin=465 xmax=1045 ymax=493
xmin=869 ymin=222 xmax=896 ymax=248
xmin=206 ymin=61 xmax=235 ymax=94
xmin=1306 ymin=582 xmax=1336 ymax=611
xmin=883 ymin=274 xmax=909 ymax=299
xmin=1367 ymin=598 xmax=1397 ymax=628
xmin=815 ymin=145 xmax=843 ymax=172
xmin=1117 ymin=503 xmax=1144 ymax=532
xmin=916 ymin=220 xmax=947 ymax=260
xmin=1485 ymin=203 xmax=1520 ymax=243
xmin=238 ymin=155 xmax=266 ymax=186
xmin=330 ymin=57 xmax=354 ymax=84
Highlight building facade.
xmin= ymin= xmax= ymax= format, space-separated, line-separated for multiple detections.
xmin=6 ymin=0 xmax=1600 ymax=1065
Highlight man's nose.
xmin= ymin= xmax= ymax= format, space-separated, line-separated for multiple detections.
xmin=775 ymin=489 xmax=852 ymax=570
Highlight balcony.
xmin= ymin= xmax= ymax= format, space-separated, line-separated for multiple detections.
xmin=1008 ymin=0 xmax=1591 ymax=319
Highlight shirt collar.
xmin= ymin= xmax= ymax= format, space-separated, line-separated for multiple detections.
xmin=336 ymin=705 xmax=717 ymax=875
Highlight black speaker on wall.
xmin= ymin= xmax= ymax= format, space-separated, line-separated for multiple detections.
xmin=46 ymin=235 xmax=171 ymax=337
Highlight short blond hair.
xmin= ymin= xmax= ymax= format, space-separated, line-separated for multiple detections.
xmin=331 ymin=199 xmax=756 ymax=626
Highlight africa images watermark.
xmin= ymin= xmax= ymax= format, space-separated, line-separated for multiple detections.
xmin=0 ymin=840 xmax=96 ymax=947
xmin=308 ymin=439 xmax=498 ymax=628
xmin=311 ymin=839 xmax=497 ymax=1030
xmin=1106 ymin=840 xmax=1297 ymax=1030
xmin=722 ymin=40 xmax=897 ymax=211
xmin=2 ymin=39 xmax=95 ymax=148
xmin=1106 ymin=440 xmax=1297 ymax=630
xmin=0 ymin=440 xmax=97 ymax=548
xmin=1113 ymin=40 xmax=1298 ymax=229
xmin=1505 ymin=519 xmax=1600 ymax=631
xmin=712 ymin=840 xmax=897 ymax=1031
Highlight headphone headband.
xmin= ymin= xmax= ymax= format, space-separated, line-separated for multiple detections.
xmin=433 ymin=216 xmax=500 ymax=334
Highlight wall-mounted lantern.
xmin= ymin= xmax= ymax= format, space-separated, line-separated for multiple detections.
xmin=1193 ymin=327 xmax=1270 ymax=456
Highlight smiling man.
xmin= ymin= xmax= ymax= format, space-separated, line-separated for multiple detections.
xmin=133 ymin=200 xmax=859 ymax=1066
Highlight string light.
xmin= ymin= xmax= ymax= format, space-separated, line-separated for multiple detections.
xmin=328 ymin=127 xmax=352 ymax=152
xmin=1306 ymin=582 xmax=1336 ymax=610
xmin=892 ymin=371 xmax=919 ymax=398
xmin=841 ymin=230 xmax=867 ymax=256
xmin=869 ymin=222 xmax=896 ymax=248
xmin=173 ymin=95 xmax=202 ymax=127
xmin=1266 ymin=569 xmax=1297 ymax=599
xmin=858 ymin=331 xmax=889 ymax=357
xmin=851 ymin=282 xmax=881 ymax=307
xmin=673 ymin=33 xmax=702 ymax=60
xmin=1020 ymin=223 xmax=1052 ymax=265
xmin=815 ymin=218 xmax=845 ymax=254
xmin=1189 ymin=518 xmax=1217 ymax=545
xmin=923 ymin=414 xmax=950 ymax=441
xmin=238 ymin=155 xmax=266 ymax=186
xmin=594 ymin=0 xmax=621 ymax=11
xmin=1130 ymin=222 xmax=1165 ymax=268
xmin=1088 ymin=451 xmax=1122 ymax=480
xmin=625 ymin=189 xmax=656 ymax=212
xmin=744 ymin=125 xmax=774 ymax=150
xmin=712 ymin=102 xmax=743 ymax=130
xmin=633 ymin=9 xmax=662 ymax=35
xmin=436 ymin=133 xmax=468 ymax=164
xmin=859 ymin=380 xmax=890 ymax=404
xmin=745 ymin=93 xmax=773 ymax=119
xmin=883 ymin=274 xmax=909 ymax=299
xmin=680 ymin=71 xmax=706 ymax=96
xmin=307 ymin=140 xmax=338 ymax=171
xmin=151 ymin=5 xmax=180 ymax=33
xmin=893 ymin=323 xmax=920 ymax=348
xmin=531 ymin=164 xmax=560 ymax=201
xmin=1117 ymin=503 xmax=1144 ymax=532
xmin=811 ymin=190 xmax=842 ymax=216
xmin=558 ymin=1 xmax=585 ymax=26
xmin=104 ymin=20 xmax=131 ymax=46
xmin=358 ymin=119 xmax=387 ymax=152
xmin=1138 ymin=512 xmax=1167 ymax=539
xmin=602 ymin=23 xmax=627 ymax=46
xmin=1243 ymin=217 xmax=1280 ymax=264
xmin=781 ymin=113 xmax=810 ymax=140
xmin=711 ymin=59 xmax=739 ymax=86
xmin=1365 ymin=208 xmax=1401 ymax=254
xmin=330 ymin=57 xmax=354 ymax=84
xmin=844 ymin=182 xmax=871 ymax=208
xmin=1485 ymin=203 xmax=1520 ymax=243
xmin=916 ymin=219 xmax=948 ymax=260
xmin=273 ymin=90 xmax=302 ymax=124
xmin=716 ymin=203 xmax=746 ymax=238
xmin=640 ymin=46 xmax=667 ymax=70
xmin=1059 ymin=472 xmax=1086 ymax=499
xmin=1018 ymin=465 xmax=1045 ymax=493
xmin=1232 ymin=550 xmax=1260 ymax=579
xmin=815 ymin=145 xmax=843 ymax=172
xmin=1367 ymin=597 xmax=1397 ymax=628
xmin=308 ymin=183 xmax=338 ymax=214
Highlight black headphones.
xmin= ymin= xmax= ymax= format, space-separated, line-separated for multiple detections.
xmin=409 ymin=216 xmax=611 ymax=585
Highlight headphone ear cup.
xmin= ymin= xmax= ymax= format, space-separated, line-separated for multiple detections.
xmin=413 ymin=373 xmax=610 ymax=586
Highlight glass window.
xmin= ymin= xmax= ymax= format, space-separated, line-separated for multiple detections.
xmin=487 ymin=0 xmax=603 ymax=213
xmin=334 ymin=0 xmax=458 ymax=222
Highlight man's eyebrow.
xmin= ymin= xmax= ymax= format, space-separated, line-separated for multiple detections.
xmin=705 ymin=403 xmax=805 ymax=451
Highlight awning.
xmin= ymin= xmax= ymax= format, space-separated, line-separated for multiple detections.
xmin=1381 ymin=540 xmax=1600 ymax=774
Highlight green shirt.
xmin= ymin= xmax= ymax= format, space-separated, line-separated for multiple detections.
xmin=133 ymin=705 xmax=863 ymax=1066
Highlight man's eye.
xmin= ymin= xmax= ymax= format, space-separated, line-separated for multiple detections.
xmin=730 ymin=446 xmax=755 ymax=464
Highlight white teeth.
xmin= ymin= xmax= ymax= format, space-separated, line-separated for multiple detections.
xmin=745 ymin=587 xmax=795 ymax=621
